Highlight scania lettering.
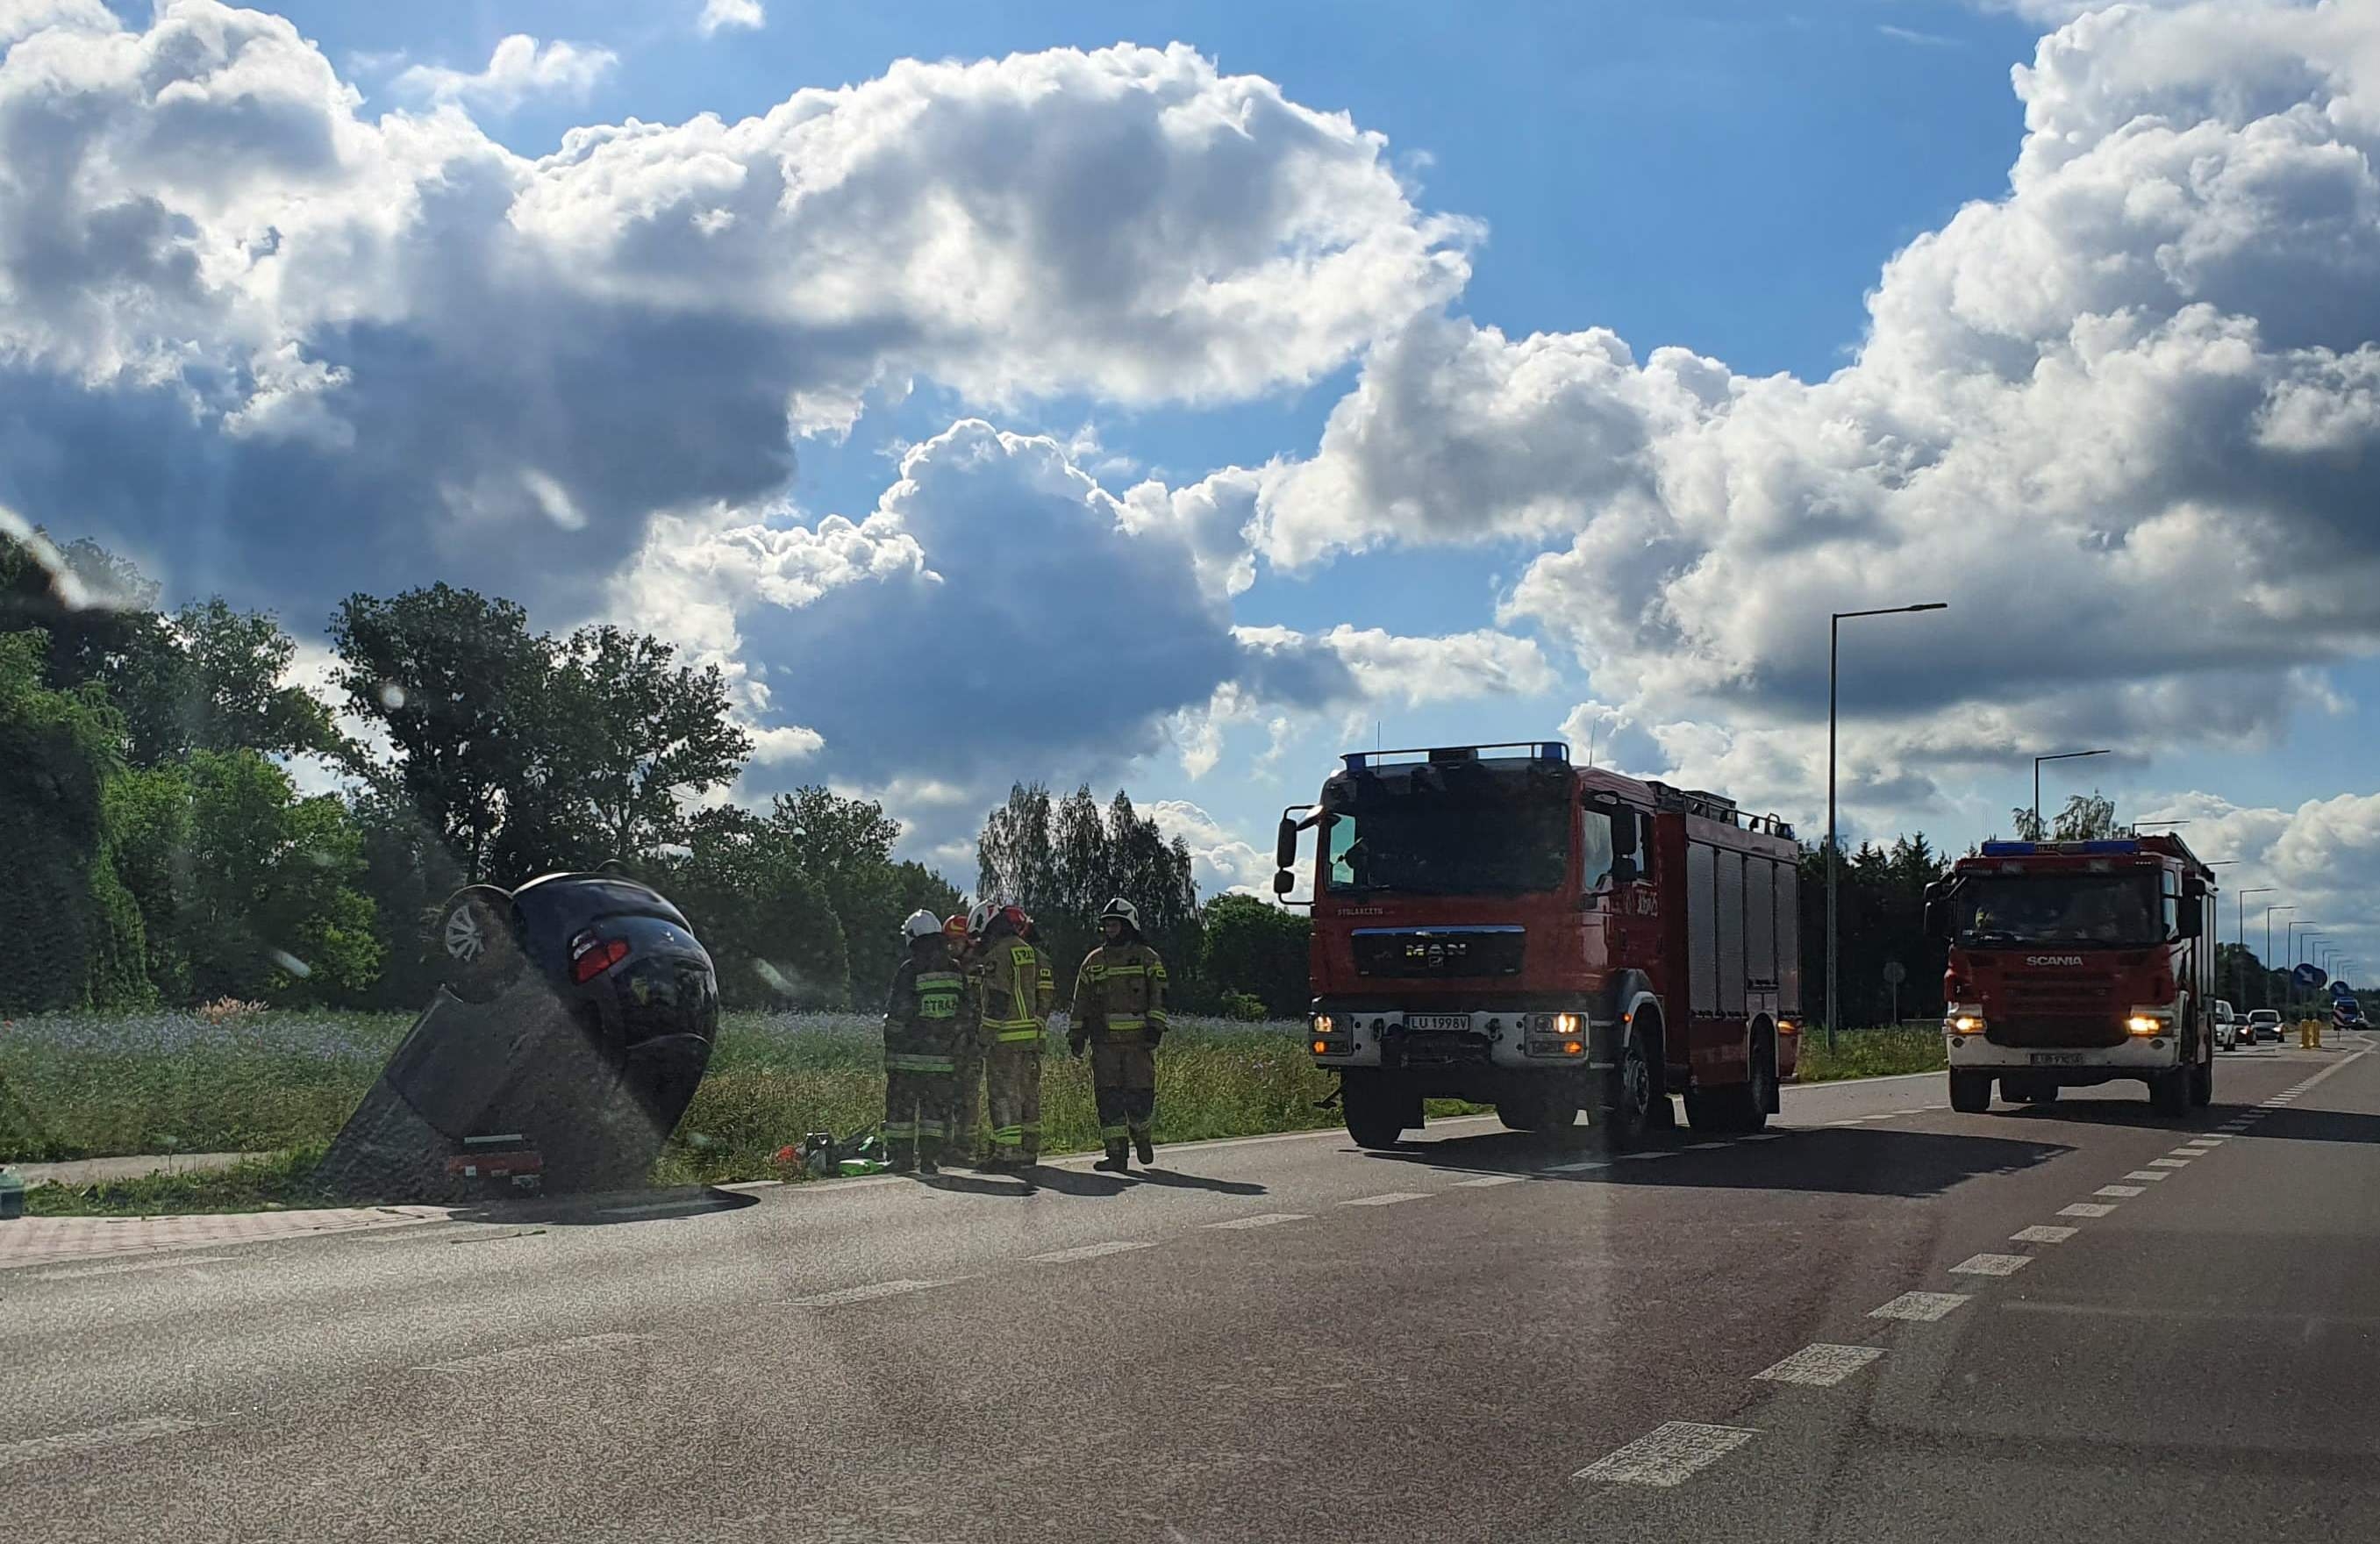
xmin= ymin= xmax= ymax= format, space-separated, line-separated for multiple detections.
xmin=1925 ymin=835 xmax=2218 ymax=1115
xmin=1275 ymin=742 xmax=1802 ymax=1150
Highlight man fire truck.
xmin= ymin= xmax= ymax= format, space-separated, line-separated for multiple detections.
xmin=1926 ymin=835 xmax=2217 ymax=1115
xmin=1275 ymin=742 xmax=1801 ymax=1150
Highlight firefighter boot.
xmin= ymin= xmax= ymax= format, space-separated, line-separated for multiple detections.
xmin=1093 ymin=1138 xmax=1132 ymax=1175
xmin=1133 ymin=1129 xmax=1154 ymax=1166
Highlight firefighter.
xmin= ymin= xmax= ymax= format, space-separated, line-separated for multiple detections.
xmin=969 ymin=900 xmax=1046 ymax=1172
xmin=1069 ymin=897 xmax=1169 ymax=1173
xmin=943 ymin=912 xmax=983 ymax=1163
xmin=882 ymin=910 xmax=966 ymax=1173
xmin=1023 ymin=913 xmax=1057 ymax=1022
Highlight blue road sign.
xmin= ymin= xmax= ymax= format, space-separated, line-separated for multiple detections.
xmin=2293 ymin=961 xmax=2328 ymax=990
xmin=2334 ymin=977 xmax=2358 ymax=1001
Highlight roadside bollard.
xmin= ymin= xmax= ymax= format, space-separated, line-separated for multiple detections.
xmin=2300 ymin=1018 xmax=2322 ymax=1050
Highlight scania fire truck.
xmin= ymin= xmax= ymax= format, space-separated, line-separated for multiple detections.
xmin=1925 ymin=834 xmax=2217 ymax=1115
xmin=1276 ymin=742 xmax=1802 ymax=1150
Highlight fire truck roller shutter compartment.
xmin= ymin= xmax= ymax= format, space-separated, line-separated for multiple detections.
xmin=1718 ymin=847 xmax=1747 ymax=1019
xmin=1689 ymin=841 xmax=1719 ymax=1015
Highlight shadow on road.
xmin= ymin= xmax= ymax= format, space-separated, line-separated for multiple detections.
xmin=1990 ymin=1096 xmax=2380 ymax=1147
xmin=1357 ymin=1124 xmax=2072 ymax=1199
xmin=447 ymin=1183 xmax=761 ymax=1228
xmin=1127 ymin=1167 xmax=1269 ymax=1197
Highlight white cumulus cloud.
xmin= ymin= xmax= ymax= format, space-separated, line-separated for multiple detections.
xmin=394 ymin=34 xmax=618 ymax=111
xmin=697 ymin=0 xmax=766 ymax=37
xmin=1239 ymin=0 xmax=2380 ymax=818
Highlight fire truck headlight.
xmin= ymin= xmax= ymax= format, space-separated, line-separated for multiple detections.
xmin=1951 ymin=1015 xmax=1983 ymax=1034
xmin=1313 ymin=1014 xmax=1333 ymax=1035
xmin=1554 ymin=1012 xmax=1580 ymax=1035
xmin=2126 ymin=1016 xmax=2162 ymax=1035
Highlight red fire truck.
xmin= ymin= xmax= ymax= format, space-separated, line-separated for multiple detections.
xmin=1925 ymin=835 xmax=2218 ymax=1115
xmin=1276 ymin=741 xmax=1802 ymax=1150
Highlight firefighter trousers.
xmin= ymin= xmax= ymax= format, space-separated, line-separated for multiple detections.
xmin=1091 ymin=1040 xmax=1156 ymax=1161
xmin=883 ymin=1061 xmax=956 ymax=1168
xmin=948 ymin=1039 xmax=985 ymax=1161
xmin=985 ymin=1039 xmax=1043 ymax=1163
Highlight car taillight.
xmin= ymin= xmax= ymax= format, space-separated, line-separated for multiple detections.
xmin=568 ymin=929 xmax=631 ymax=983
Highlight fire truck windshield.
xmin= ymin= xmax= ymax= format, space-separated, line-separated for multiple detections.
xmin=1953 ymin=872 xmax=2164 ymax=947
xmin=1320 ymin=764 xmax=1569 ymax=896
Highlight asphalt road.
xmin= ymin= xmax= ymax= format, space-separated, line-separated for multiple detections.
xmin=11 ymin=1036 xmax=2380 ymax=1543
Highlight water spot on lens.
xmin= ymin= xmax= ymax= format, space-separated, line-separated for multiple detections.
xmin=378 ymin=682 xmax=406 ymax=709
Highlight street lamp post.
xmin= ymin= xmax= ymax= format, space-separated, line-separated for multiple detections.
xmin=2033 ymin=749 xmax=2113 ymax=836
xmin=1826 ymin=601 xmax=1948 ymax=1049
xmin=2236 ymin=888 xmax=2272 ymax=1010
xmin=2267 ymin=904 xmax=2295 ymax=1011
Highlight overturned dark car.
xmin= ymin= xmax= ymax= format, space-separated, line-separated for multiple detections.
xmin=317 ymin=870 xmax=719 ymax=1201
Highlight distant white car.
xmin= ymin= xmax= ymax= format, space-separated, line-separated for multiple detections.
xmin=2213 ymin=999 xmax=2239 ymax=1051
xmin=2246 ymin=1008 xmax=2284 ymax=1044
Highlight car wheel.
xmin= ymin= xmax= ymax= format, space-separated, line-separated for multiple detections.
xmin=437 ymin=885 xmax=525 ymax=1004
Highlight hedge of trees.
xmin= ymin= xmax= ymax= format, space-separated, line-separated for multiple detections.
xmin=1 ymin=530 xmax=1324 ymax=1019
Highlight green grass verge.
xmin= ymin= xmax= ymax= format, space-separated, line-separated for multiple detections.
xmin=23 ymin=1146 xmax=339 ymax=1217
xmin=1793 ymin=1025 xmax=1947 ymax=1083
xmin=10 ymin=1008 xmax=1447 ymax=1213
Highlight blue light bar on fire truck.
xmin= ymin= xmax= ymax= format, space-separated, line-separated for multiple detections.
xmin=1978 ymin=840 xmax=2142 ymax=857
xmin=1341 ymin=741 xmax=1569 ymax=772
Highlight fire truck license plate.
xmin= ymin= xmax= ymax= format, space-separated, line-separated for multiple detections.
xmin=2028 ymin=1053 xmax=2085 ymax=1066
xmin=1407 ymin=1014 xmax=1470 ymax=1031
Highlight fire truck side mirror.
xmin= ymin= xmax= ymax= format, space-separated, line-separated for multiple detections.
xmin=1610 ymin=854 xmax=1640 ymax=885
xmin=1275 ymin=817 xmax=1299 ymax=871
xmin=1272 ymin=869 xmax=1296 ymax=897
xmin=1922 ymin=881 xmax=1949 ymax=942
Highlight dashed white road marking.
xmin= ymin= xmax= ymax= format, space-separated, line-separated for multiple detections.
xmin=1895 ymin=1107 xmax=1932 ymax=1116
xmin=419 ymin=1332 xmax=653 ymax=1373
xmin=1754 ymin=1344 xmax=1884 ymax=1387
xmin=1826 ymin=1119 xmax=1868 ymax=1128
xmin=1742 ymin=1133 xmax=1790 ymax=1142
xmin=2148 ymin=1157 xmax=2192 ymax=1169
xmin=1453 ymin=1174 xmax=1529 ymax=1188
xmin=1543 ymin=1158 xmax=1612 ymax=1173
xmin=2096 ymin=1184 xmax=2146 ymax=1197
xmin=1574 ymin=1421 xmax=1760 ymax=1487
xmin=2123 ymin=1170 xmax=2171 ymax=1183
xmin=1685 ymin=1141 xmax=1733 ymax=1152
xmin=1869 ymin=1290 xmax=1972 ymax=1322
xmin=1029 ymin=1240 xmax=1156 ymax=1263
xmin=2060 ymin=1203 xmax=2119 ymax=1219
xmin=1204 ymin=1212 xmax=1310 ymax=1229
xmin=1951 ymin=1253 xmax=2033 ymax=1277
xmin=2012 ymin=1225 xmax=2078 ymax=1244
xmin=35 ymin=1254 xmax=240 ymax=1282
xmin=1340 ymin=1191 xmax=1431 ymax=1206
xmin=790 ymin=1279 xmax=947 ymax=1308
xmin=1615 ymin=1151 xmax=1672 ymax=1162
xmin=0 ymin=1416 xmax=217 ymax=1470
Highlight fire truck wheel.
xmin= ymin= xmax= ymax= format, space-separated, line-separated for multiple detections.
xmin=1597 ymin=1028 xmax=1661 ymax=1151
xmin=1342 ymin=1075 xmax=1409 ymax=1150
xmin=1949 ymin=1070 xmax=1992 ymax=1113
xmin=2149 ymin=1066 xmax=2191 ymax=1116
xmin=2189 ymin=1046 xmax=2214 ymax=1107
xmin=1497 ymin=1101 xmax=1540 ymax=1132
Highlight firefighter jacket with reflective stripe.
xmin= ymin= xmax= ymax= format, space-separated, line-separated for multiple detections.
xmin=972 ymin=930 xmax=1046 ymax=1043
xmin=1071 ymin=940 xmax=1169 ymax=1043
xmin=1034 ymin=946 xmax=1056 ymax=1019
xmin=883 ymin=940 xmax=967 ymax=1071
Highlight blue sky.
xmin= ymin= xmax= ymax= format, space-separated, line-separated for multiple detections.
xmin=9 ymin=0 xmax=2380 ymax=961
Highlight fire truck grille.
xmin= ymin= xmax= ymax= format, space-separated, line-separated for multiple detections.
xmin=1351 ymin=929 xmax=1526 ymax=979
xmin=1987 ymin=1017 xmax=2126 ymax=1049
xmin=1385 ymin=1030 xmax=1491 ymax=1068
